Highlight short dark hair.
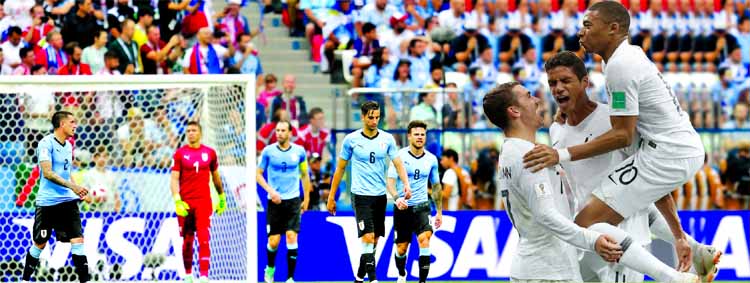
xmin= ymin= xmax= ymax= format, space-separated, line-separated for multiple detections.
xmin=138 ymin=6 xmax=154 ymax=19
xmin=187 ymin=121 xmax=202 ymax=131
xmin=277 ymin=120 xmax=293 ymax=131
xmin=741 ymin=16 xmax=750 ymax=25
xmin=361 ymin=101 xmax=380 ymax=116
xmin=64 ymin=41 xmax=80 ymax=56
xmin=30 ymin=64 xmax=45 ymax=74
xmin=362 ymin=22 xmax=377 ymax=34
xmin=587 ymin=1 xmax=630 ymax=34
xmin=265 ymin=73 xmax=278 ymax=83
xmin=104 ymin=50 xmax=119 ymax=60
xmin=8 ymin=26 xmax=22 ymax=36
xmin=309 ymin=107 xmax=324 ymax=118
xmin=483 ymin=81 xmax=521 ymax=130
xmin=19 ymin=46 xmax=34 ymax=59
xmin=271 ymin=108 xmax=285 ymax=122
xmin=544 ymin=51 xmax=588 ymax=80
xmin=407 ymin=120 xmax=427 ymax=134
xmin=442 ymin=148 xmax=459 ymax=163
xmin=51 ymin=111 xmax=73 ymax=129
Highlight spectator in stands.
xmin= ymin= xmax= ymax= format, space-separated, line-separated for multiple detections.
xmin=559 ymin=0 xmax=581 ymax=39
xmin=386 ymin=59 xmax=418 ymax=126
xmin=471 ymin=145 xmax=498 ymax=209
xmin=149 ymin=106 xmax=181 ymax=167
xmin=158 ymin=0 xmax=199 ymax=41
xmin=479 ymin=16 xmax=502 ymax=65
xmin=440 ymin=148 xmax=473 ymax=210
xmin=470 ymin=47 xmax=498 ymax=85
xmin=321 ymin=0 xmax=355 ymax=73
xmin=4 ymin=0 xmax=36 ymax=29
xmin=438 ymin=0 xmax=471 ymax=36
xmin=133 ymin=7 xmax=155 ymax=47
xmin=717 ymin=0 xmax=740 ymax=34
xmin=24 ymin=5 xmax=54 ymax=48
xmin=233 ymin=33 xmax=263 ymax=85
xmin=216 ymin=0 xmax=252 ymax=47
xmin=256 ymin=101 xmax=266 ymax=130
xmin=632 ymin=17 xmax=657 ymax=61
xmin=724 ymin=141 xmax=750 ymax=209
xmin=364 ymin=47 xmax=395 ymax=88
xmin=513 ymin=48 xmax=542 ymax=94
xmin=61 ymin=0 xmax=99 ymax=48
xmin=34 ymin=30 xmax=66 ymax=74
xmin=719 ymin=45 xmax=749 ymax=86
xmin=676 ymin=153 xmax=724 ymax=210
xmin=117 ymin=107 xmax=160 ymax=168
xmin=141 ymin=26 xmax=181 ymax=74
xmin=382 ymin=12 xmax=414 ymax=59
xmin=705 ymin=18 xmax=740 ymax=71
xmin=59 ymin=42 xmax=93 ymax=75
xmin=13 ymin=47 xmax=35 ymax=75
xmin=535 ymin=0 xmax=554 ymax=35
xmin=82 ymin=146 xmax=121 ymax=212
xmin=677 ymin=0 xmax=698 ymax=71
xmin=109 ymin=19 xmax=141 ymax=74
xmin=257 ymin=108 xmax=304 ymax=152
xmin=737 ymin=16 xmax=750 ymax=65
xmin=183 ymin=27 xmax=234 ymax=74
xmin=82 ymin=30 xmax=109 ymax=74
xmin=403 ymin=0 xmax=427 ymax=31
xmin=713 ymin=67 xmax=744 ymax=118
xmin=351 ymin=22 xmax=380 ymax=87
xmin=0 ymin=49 xmax=10 ymax=75
xmin=45 ymin=0 xmax=76 ymax=26
xmin=299 ymin=107 xmax=331 ymax=159
xmin=442 ymin=82 xmax=471 ymax=128
xmin=271 ymin=74 xmax=309 ymax=127
xmin=406 ymin=37 xmax=430 ymax=86
xmin=98 ymin=50 xmax=122 ymax=75
xmin=2 ymin=27 xmax=28 ymax=70
xmin=450 ymin=20 xmax=488 ymax=70
xmin=498 ymin=20 xmax=532 ymax=70
xmin=541 ymin=17 xmax=578 ymax=62
xmin=308 ymin=152 xmax=331 ymax=211
xmin=258 ymin=73 xmax=281 ymax=112
xmin=299 ymin=0 xmax=333 ymax=50
xmin=410 ymin=92 xmax=441 ymax=128
xmin=423 ymin=63 xmax=444 ymax=89
xmin=463 ymin=67 xmax=490 ymax=120
xmin=30 ymin=64 xmax=47 ymax=75
xmin=722 ymin=102 xmax=750 ymax=129
xmin=356 ymin=0 xmax=398 ymax=35
xmin=20 ymin=76 xmax=54 ymax=162
xmin=108 ymin=0 xmax=137 ymax=25
xmin=662 ymin=0 xmax=682 ymax=68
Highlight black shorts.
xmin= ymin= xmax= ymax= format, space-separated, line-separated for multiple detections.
xmin=267 ymin=197 xmax=302 ymax=235
xmin=33 ymin=200 xmax=83 ymax=244
xmin=352 ymin=194 xmax=386 ymax=238
xmin=393 ymin=202 xmax=433 ymax=244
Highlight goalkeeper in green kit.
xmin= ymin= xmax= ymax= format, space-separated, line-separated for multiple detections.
xmin=170 ymin=121 xmax=227 ymax=283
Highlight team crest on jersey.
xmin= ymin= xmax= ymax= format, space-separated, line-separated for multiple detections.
xmin=379 ymin=142 xmax=386 ymax=150
xmin=202 ymin=153 xmax=208 ymax=162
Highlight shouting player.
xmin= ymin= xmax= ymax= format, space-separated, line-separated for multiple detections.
xmin=257 ymin=120 xmax=312 ymax=283
xmin=23 ymin=111 xmax=90 ymax=282
xmin=386 ymin=120 xmax=442 ymax=283
xmin=171 ymin=121 xmax=226 ymax=283
xmin=484 ymin=82 xmax=700 ymax=282
xmin=327 ymin=101 xmax=413 ymax=283
xmin=523 ymin=1 xmax=714 ymax=276
xmin=546 ymin=51 xmax=720 ymax=282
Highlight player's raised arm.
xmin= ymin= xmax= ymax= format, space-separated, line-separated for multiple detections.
xmin=327 ymin=157 xmax=349 ymax=215
xmin=299 ymin=156 xmax=312 ymax=212
xmin=520 ymin=167 xmax=622 ymax=261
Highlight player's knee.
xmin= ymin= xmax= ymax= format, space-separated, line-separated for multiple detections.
xmin=396 ymin=243 xmax=409 ymax=255
xmin=285 ymin=231 xmax=298 ymax=244
xmin=69 ymin=237 xmax=84 ymax=244
xmin=417 ymin=233 xmax=431 ymax=248
xmin=33 ymin=242 xmax=47 ymax=249
xmin=268 ymin=235 xmax=281 ymax=248
xmin=361 ymin=233 xmax=375 ymax=243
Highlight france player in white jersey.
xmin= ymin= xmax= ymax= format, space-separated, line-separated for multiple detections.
xmin=523 ymin=2 xmax=713 ymax=279
xmin=483 ymin=82 xmax=625 ymax=282
xmin=545 ymin=51 xmax=720 ymax=282
xmin=23 ymin=111 xmax=90 ymax=282
xmin=386 ymin=120 xmax=442 ymax=283
xmin=328 ymin=101 xmax=413 ymax=283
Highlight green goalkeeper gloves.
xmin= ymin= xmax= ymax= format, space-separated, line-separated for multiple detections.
xmin=174 ymin=195 xmax=190 ymax=217
xmin=216 ymin=193 xmax=227 ymax=215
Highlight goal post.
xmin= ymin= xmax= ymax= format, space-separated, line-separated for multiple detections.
xmin=0 ymin=75 xmax=256 ymax=282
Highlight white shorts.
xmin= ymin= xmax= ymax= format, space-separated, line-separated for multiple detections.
xmin=592 ymin=142 xmax=703 ymax=219
xmin=579 ymin=250 xmax=645 ymax=283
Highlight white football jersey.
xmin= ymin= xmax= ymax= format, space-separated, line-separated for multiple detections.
xmin=549 ymin=103 xmax=650 ymax=246
xmin=498 ymin=138 xmax=600 ymax=281
xmin=603 ymin=40 xmax=704 ymax=159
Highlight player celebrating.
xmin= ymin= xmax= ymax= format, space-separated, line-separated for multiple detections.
xmin=523 ymin=1 xmax=708 ymax=274
xmin=327 ymin=101 xmax=412 ymax=283
xmin=545 ymin=51 xmax=720 ymax=282
xmin=171 ymin=121 xmax=226 ymax=283
xmin=484 ymin=82 xmax=700 ymax=282
xmin=386 ymin=120 xmax=442 ymax=283
xmin=22 ymin=111 xmax=90 ymax=282
xmin=257 ymin=120 xmax=313 ymax=283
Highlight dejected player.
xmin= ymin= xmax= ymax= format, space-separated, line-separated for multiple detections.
xmin=386 ymin=120 xmax=442 ymax=283
xmin=327 ymin=101 xmax=413 ymax=283
xmin=257 ymin=120 xmax=313 ymax=283
xmin=23 ymin=111 xmax=90 ymax=282
xmin=171 ymin=121 xmax=227 ymax=283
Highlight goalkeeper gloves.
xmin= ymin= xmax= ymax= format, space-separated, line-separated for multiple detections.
xmin=216 ymin=193 xmax=227 ymax=215
xmin=174 ymin=195 xmax=190 ymax=217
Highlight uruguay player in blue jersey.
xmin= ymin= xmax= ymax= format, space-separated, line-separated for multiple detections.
xmin=23 ymin=111 xmax=90 ymax=282
xmin=327 ymin=101 xmax=412 ymax=283
xmin=257 ymin=120 xmax=313 ymax=283
xmin=386 ymin=120 xmax=442 ymax=283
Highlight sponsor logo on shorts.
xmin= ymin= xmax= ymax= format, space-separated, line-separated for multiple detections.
xmin=358 ymin=220 xmax=365 ymax=231
xmin=40 ymin=229 xmax=47 ymax=238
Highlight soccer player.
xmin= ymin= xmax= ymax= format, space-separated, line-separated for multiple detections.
xmin=484 ymin=82 xmax=700 ymax=282
xmin=523 ymin=1 xmax=708 ymax=274
xmin=171 ymin=121 xmax=226 ymax=283
xmin=327 ymin=101 xmax=413 ymax=283
xmin=386 ymin=120 xmax=442 ymax=283
xmin=257 ymin=120 xmax=313 ymax=283
xmin=22 ymin=111 xmax=90 ymax=282
xmin=545 ymin=51 xmax=720 ymax=282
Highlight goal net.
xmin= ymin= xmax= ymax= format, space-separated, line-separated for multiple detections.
xmin=0 ymin=75 xmax=256 ymax=282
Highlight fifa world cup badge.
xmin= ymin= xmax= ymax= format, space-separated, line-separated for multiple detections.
xmin=534 ymin=182 xmax=551 ymax=198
